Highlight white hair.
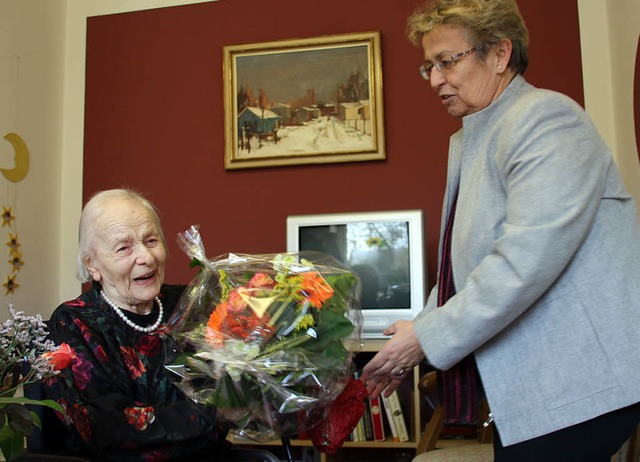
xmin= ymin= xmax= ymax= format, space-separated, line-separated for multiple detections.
xmin=76 ymin=188 xmax=165 ymax=282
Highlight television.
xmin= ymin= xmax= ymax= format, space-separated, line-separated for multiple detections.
xmin=286 ymin=210 xmax=426 ymax=338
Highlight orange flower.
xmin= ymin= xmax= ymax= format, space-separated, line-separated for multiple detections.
xmin=300 ymin=271 xmax=334 ymax=308
xmin=206 ymin=301 xmax=229 ymax=344
xmin=208 ymin=301 xmax=228 ymax=331
xmin=247 ymin=272 xmax=276 ymax=289
xmin=43 ymin=342 xmax=75 ymax=371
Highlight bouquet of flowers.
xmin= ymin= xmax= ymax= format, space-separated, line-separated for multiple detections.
xmin=164 ymin=226 xmax=363 ymax=443
xmin=0 ymin=306 xmax=66 ymax=461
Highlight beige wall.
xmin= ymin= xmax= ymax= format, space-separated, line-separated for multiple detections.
xmin=0 ymin=0 xmax=66 ymax=317
xmin=578 ymin=0 xmax=640 ymax=207
xmin=0 ymin=0 xmax=638 ymax=317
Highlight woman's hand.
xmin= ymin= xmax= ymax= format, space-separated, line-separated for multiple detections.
xmin=360 ymin=320 xmax=425 ymax=398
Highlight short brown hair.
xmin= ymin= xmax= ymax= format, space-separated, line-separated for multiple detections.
xmin=406 ymin=0 xmax=529 ymax=75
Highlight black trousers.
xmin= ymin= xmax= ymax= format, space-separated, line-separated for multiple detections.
xmin=493 ymin=401 xmax=640 ymax=462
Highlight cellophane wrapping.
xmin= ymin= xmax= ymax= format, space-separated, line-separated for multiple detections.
xmin=164 ymin=226 xmax=363 ymax=442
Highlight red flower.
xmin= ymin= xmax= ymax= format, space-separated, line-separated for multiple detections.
xmin=93 ymin=345 xmax=108 ymax=363
xmin=247 ymin=273 xmax=276 ymax=289
xmin=71 ymin=352 xmax=94 ymax=391
xmin=207 ymin=301 xmax=271 ymax=343
xmin=65 ymin=298 xmax=86 ymax=307
xmin=225 ymin=308 xmax=266 ymax=339
xmin=120 ymin=346 xmax=146 ymax=379
xmin=124 ymin=406 xmax=156 ymax=431
xmin=43 ymin=342 xmax=74 ymax=370
xmin=56 ymin=399 xmax=72 ymax=426
xmin=43 ymin=344 xmax=94 ymax=391
xmin=73 ymin=318 xmax=94 ymax=345
xmin=136 ymin=334 xmax=162 ymax=357
xmin=141 ymin=450 xmax=170 ymax=462
xmin=226 ymin=289 xmax=248 ymax=313
xmin=72 ymin=404 xmax=92 ymax=443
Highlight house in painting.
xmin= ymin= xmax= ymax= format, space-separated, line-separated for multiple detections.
xmin=270 ymin=103 xmax=292 ymax=124
xmin=317 ymin=103 xmax=336 ymax=117
xmin=238 ymin=106 xmax=281 ymax=134
xmin=339 ymin=101 xmax=371 ymax=134
xmin=359 ymin=100 xmax=370 ymax=120
xmin=339 ymin=101 xmax=363 ymax=121
xmin=294 ymin=106 xmax=321 ymax=124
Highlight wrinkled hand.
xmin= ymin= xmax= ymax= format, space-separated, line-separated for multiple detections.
xmin=360 ymin=320 xmax=424 ymax=398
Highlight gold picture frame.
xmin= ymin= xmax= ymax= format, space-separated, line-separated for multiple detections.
xmin=223 ymin=31 xmax=385 ymax=170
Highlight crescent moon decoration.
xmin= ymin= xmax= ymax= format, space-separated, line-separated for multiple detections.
xmin=1 ymin=132 xmax=30 ymax=183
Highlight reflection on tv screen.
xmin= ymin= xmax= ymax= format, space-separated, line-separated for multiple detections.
xmin=298 ymin=221 xmax=411 ymax=310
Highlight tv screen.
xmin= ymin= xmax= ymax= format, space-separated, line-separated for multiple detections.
xmin=287 ymin=210 xmax=426 ymax=338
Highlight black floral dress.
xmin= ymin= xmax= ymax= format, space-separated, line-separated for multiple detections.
xmin=44 ymin=283 xmax=227 ymax=461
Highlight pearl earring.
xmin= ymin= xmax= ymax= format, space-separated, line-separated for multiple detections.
xmin=498 ymin=65 xmax=502 ymax=70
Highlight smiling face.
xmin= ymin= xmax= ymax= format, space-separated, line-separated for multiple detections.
xmin=421 ymin=23 xmax=515 ymax=118
xmin=84 ymin=197 xmax=166 ymax=313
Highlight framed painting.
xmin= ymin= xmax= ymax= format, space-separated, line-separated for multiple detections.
xmin=223 ymin=31 xmax=385 ymax=170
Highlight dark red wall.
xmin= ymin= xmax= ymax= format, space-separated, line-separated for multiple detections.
xmin=83 ymin=0 xmax=583 ymax=288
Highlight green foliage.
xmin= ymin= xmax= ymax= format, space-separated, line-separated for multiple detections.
xmin=0 ymin=398 xmax=63 ymax=461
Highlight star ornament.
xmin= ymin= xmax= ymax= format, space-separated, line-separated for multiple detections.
xmin=3 ymin=274 xmax=19 ymax=295
xmin=9 ymin=252 xmax=24 ymax=273
xmin=7 ymin=233 xmax=20 ymax=253
xmin=1 ymin=206 xmax=15 ymax=228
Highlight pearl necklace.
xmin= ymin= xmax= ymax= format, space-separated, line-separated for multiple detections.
xmin=100 ymin=290 xmax=163 ymax=333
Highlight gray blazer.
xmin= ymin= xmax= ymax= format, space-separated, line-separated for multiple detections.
xmin=414 ymin=75 xmax=640 ymax=446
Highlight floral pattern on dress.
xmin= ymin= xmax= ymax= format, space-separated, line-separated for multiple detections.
xmin=124 ymin=406 xmax=155 ymax=431
xmin=120 ymin=345 xmax=146 ymax=379
xmin=42 ymin=283 xmax=225 ymax=461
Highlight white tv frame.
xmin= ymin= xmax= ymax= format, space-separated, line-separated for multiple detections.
xmin=286 ymin=210 xmax=426 ymax=338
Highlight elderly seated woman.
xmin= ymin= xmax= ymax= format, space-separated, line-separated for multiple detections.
xmin=43 ymin=189 xmax=228 ymax=461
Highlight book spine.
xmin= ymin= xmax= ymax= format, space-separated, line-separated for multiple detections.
xmin=362 ymin=394 xmax=374 ymax=440
xmin=382 ymin=393 xmax=399 ymax=442
xmin=369 ymin=395 xmax=386 ymax=441
xmin=388 ymin=390 xmax=409 ymax=442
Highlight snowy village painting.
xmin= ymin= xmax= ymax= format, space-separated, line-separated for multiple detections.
xmin=223 ymin=31 xmax=385 ymax=169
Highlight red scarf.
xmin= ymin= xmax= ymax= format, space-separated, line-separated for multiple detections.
xmin=437 ymin=192 xmax=480 ymax=425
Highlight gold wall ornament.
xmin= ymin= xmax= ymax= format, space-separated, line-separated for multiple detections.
xmin=6 ymin=232 xmax=20 ymax=253
xmin=3 ymin=274 xmax=19 ymax=295
xmin=1 ymin=132 xmax=30 ymax=183
xmin=8 ymin=252 xmax=24 ymax=273
xmin=2 ymin=206 xmax=15 ymax=227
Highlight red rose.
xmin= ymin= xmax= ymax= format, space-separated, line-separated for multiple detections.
xmin=43 ymin=342 xmax=74 ymax=370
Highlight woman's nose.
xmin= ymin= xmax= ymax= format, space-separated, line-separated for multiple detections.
xmin=429 ymin=67 xmax=446 ymax=88
xmin=134 ymin=243 xmax=155 ymax=263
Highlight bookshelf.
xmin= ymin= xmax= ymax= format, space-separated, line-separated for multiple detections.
xmin=230 ymin=339 xmax=427 ymax=462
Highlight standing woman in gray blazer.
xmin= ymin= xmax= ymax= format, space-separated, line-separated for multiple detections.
xmin=361 ymin=0 xmax=640 ymax=460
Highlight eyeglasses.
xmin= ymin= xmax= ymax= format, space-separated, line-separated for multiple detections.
xmin=419 ymin=45 xmax=483 ymax=81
